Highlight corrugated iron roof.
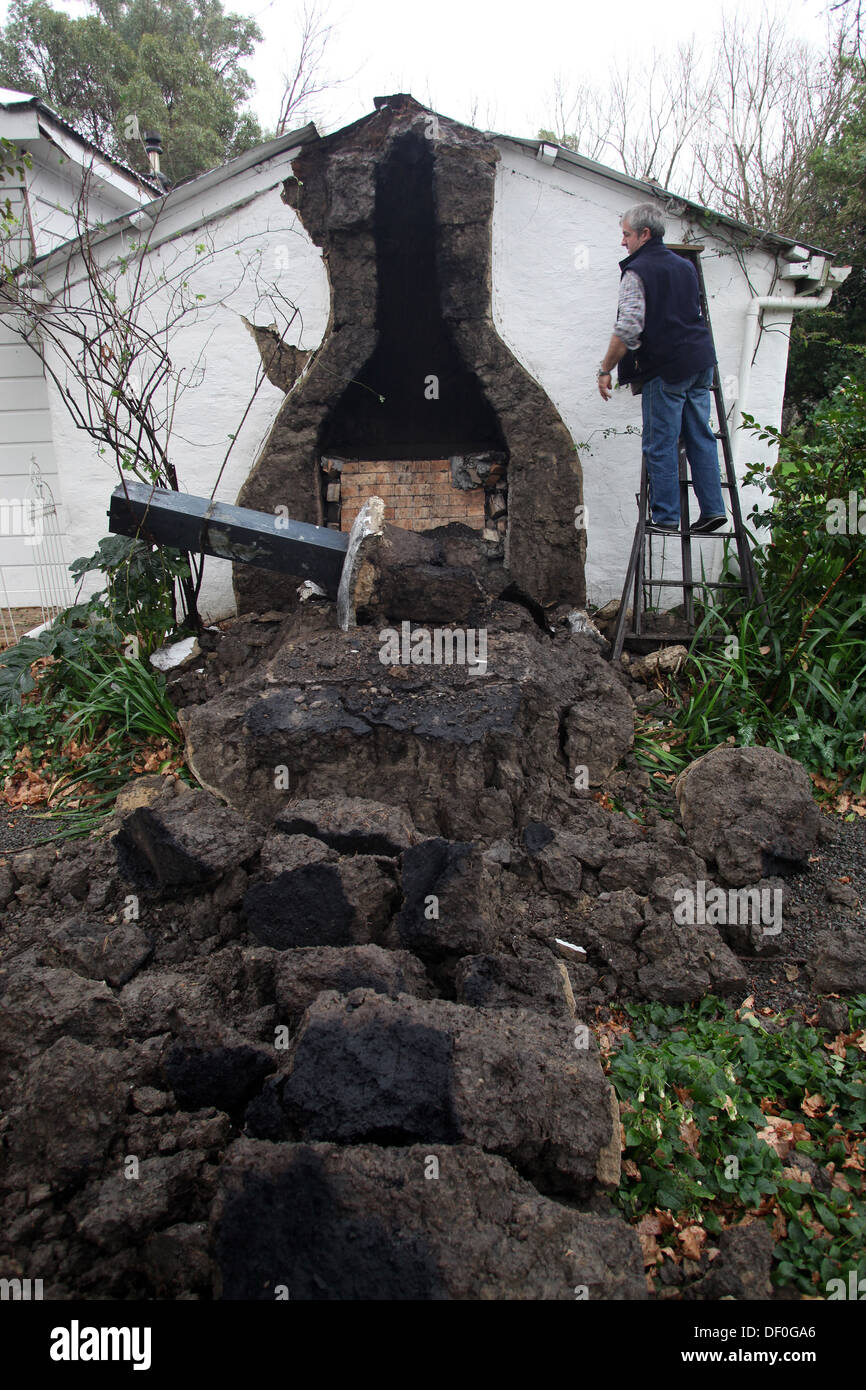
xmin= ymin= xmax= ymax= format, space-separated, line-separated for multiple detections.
xmin=1 ymin=88 xmax=163 ymax=194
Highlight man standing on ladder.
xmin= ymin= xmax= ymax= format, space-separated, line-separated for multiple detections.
xmin=597 ymin=203 xmax=727 ymax=535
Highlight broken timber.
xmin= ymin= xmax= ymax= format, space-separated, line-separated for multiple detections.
xmin=108 ymin=482 xmax=349 ymax=596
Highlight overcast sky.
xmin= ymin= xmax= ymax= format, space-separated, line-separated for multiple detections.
xmin=0 ymin=0 xmax=841 ymax=140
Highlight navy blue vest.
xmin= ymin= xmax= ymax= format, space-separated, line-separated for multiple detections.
xmin=616 ymin=237 xmax=716 ymax=387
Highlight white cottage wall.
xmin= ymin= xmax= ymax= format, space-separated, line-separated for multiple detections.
xmin=39 ymin=174 xmax=330 ymax=621
xmin=27 ymin=130 xmax=803 ymax=624
xmin=491 ymin=143 xmax=791 ymax=607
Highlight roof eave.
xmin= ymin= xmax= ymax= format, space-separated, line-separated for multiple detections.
xmin=28 ymin=121 xmax=320 ymax=278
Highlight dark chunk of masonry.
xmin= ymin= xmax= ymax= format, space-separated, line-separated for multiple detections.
xmin=109 ymin=482 xmax=348 ymax=595
xmin=522 ymin=822 xmax=555 ymax=855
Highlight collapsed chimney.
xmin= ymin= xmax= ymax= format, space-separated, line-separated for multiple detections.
xmin=235 ymin=97 xmax=585 ymax=615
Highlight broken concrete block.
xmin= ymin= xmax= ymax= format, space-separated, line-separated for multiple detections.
xmin=454 ymin=952 xmax=574 ymax=1018
xmin=272 ymin=944 xmax=432 ymax=1023
xmin=243 ymin=856 xmax=398 ymax=950
xmin=675 ymin=745 xmax=822 ymax=885
xmin=274 ymin=796 xmax=419 ymax=857
xmin=38 ymin=917 xmax=153 ymax=988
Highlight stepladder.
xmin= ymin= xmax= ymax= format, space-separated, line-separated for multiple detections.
xmin=610 ymin=244 xmax=765 ymax=663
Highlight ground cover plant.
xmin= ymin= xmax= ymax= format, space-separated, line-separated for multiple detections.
xmin=0 ymin=535 xmax=186 ymax=837
xmin=595 ymin=994 xmax=866 ymax=1297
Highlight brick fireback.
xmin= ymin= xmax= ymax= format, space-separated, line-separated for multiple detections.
xmin=338 ymin=460 xmax=485 ymax=533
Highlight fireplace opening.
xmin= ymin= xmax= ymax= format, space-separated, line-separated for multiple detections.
xmin=317 ymin=129 xmax=508 ymax=544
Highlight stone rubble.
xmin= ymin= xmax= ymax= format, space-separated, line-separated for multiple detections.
xmin=0 ymin=605 xmax=843 ymax=1301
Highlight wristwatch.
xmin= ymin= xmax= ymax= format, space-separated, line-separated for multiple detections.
xmin=597 ymin=365 xmax=611 ymax=377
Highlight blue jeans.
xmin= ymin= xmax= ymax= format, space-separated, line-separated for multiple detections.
xmin=641 ymin=368 xmax=726 ymax=526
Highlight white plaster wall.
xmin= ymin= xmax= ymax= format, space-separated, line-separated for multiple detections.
xmin=39 ymin=173 xmax=329 ymax=622
xmin=20 ymin=133 xmax=805 ymax=625
xmin=491 ymin=142 xmax=792 ymax=607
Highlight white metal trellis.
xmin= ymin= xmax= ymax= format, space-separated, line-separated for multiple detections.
xmin=27 ymin=457 xmax=73 ymax=621
xmin=0 ymin=456 xmax=73 ymax=646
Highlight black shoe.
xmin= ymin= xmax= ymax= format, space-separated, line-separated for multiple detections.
xmin=691 ymin=514 xmax=726 ymax=535
xmin=648 ymin=519 xmax=679 ymax=533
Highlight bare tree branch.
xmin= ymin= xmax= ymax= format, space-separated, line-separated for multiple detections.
xmin=275 ymin=0 xmax=339 ymax=135
xmin=540 ymin=12 xmax=855 ymax=237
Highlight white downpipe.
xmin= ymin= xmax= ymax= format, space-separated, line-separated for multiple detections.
xmin=733 ymin=287 xmax=835 ymax=469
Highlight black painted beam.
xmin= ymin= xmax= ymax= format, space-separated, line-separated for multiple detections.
xmin=108 ymin=481 xmax=349 ymax=595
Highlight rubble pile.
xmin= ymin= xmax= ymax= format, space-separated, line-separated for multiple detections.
xmin=0 ymin=604 xmax=839 ymax=1300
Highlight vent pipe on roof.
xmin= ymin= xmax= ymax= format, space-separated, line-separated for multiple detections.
xmin=142 ymin=131 xmax=170 ymax=191
xmin=143 ymin=131 xmax=162 ymax=175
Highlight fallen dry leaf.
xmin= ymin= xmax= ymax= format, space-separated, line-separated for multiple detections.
xmin=678 ymin=1226 xmax=707 ymax=1262
xmin=756 ymin=1116 xmax=811 ymax=1160
xmin=781 ymin=1165 xmax=813 ymax=1185
xmin=802 ymin=1093 xmax=826 ymax=1118
xmin=679 ymin=1119 xmax=701 ymax=1155
xmin=784 ymin=964 xmax=800 ymax=982
xmin=637 ymin=1213 xmax=664 ymax=1238
xmin=637 ymin=1215 xmax=661 ymax=1266
xmin=623 ymin=1159 xmax=642 ymax=1179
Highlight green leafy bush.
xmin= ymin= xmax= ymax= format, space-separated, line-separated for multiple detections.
xmin=68 ymin=534 xmax=191 ymax=660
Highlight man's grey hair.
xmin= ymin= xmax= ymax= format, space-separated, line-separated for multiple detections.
xmin=622 ymin=203 xmax=666 ymax=238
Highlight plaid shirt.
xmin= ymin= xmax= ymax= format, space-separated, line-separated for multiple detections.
xmin=614 ymin=270 xmax=645 ymax=349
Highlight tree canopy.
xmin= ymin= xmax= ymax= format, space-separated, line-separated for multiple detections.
xmin=0 ymin=0 xmax=264 ymax=184
xmin=784 ymin=52 xmax=866 ymax=412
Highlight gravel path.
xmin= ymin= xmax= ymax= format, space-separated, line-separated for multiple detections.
xmin=745 ymin=807 xmax=866 ymax=1016
xmin=0 ymin=804 xmax=63 ymax=853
